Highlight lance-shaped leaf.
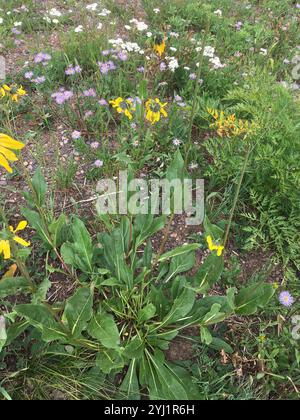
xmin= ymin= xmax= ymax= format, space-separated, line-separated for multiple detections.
xmin=63 ymin=287 xmax=93 ymax=337
xmin=87 ymin=307 xmax=120 ymax=349
xmin=15 ymin=304 xmax=68 ymax=342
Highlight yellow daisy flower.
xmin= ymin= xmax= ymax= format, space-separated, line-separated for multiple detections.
xmin=109 ymin=97 xmax=135 ymax=120
xmin=0 ymin=133 xmax=25 ymax=173
xmin=0 ymin=84 xmax=26 ymax=102
xmin=145 ymin=98 xmax=168 ymax=125
xmin=154 ymin=35 xmax=166 ymax=57
xmin=206 ymin=235 xmax=224 ymax=257
xmin=0 ymin=221 xmax=30 ymax=260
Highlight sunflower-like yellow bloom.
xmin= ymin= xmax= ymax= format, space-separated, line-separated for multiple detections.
xmin=154 ymin=36 xmax=166 ymax=57
xmin=109 ymin=97 xmax=135 ymax=120
xmin=206 ymin=235 xmax=224 ymax=257
xmin=145 ymin=98 xmax=168 ymax=124
xmin=0 ymin=133 xmax=25 ymax=173
xmin=0 ymin=221 xmax=31 ymax=260
xmin=0 ymin=84 xmax=26 ymax=102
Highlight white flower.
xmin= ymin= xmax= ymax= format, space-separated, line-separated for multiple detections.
xmin=209 ymin=56 xmax=226 ymax=69
xmin=170 ymin=47 xmax=177 ymax=52
xmin=52 ymin=19 xmax=59 ymax=24
xmin=214 ymin=9 xmax=222 ymax=16
xmin=14 ymin=21 xmax=22 ymax=27
xmin=170 ymin=32 xmax=179 ymax=38
xmin=167 ymin=57 xmax=179 ymax=72
xmin=98 ymin=8 xmax=111 ymax=17
xmin=49 ymin=8 xmax=62 ymax=17
xmin=124 ymin=25 xmax=131 ymax=30
xmin=173 ymin=138 xmax=182 ymax=146
xmin=146 ymin=32 xmax=152 ymax=37
xmin=260 ymin=48 xmax=268 ymax=56
xmin=74 ymin=25 xmax=84 ymax=33
xmin=97 ymin=22 xmax=103 ymax=30
xmin=86 ymin=3 xmax=98 ymax=11
xmin=203 ymin=46 xmax=215 ymax=58
xmin=136 ymin=21 xmax=148 ymax=31
xmin=0 ymin=18 xmax=3 ymax=24
xmin=153 ymin=8 xmax=160 ymax=14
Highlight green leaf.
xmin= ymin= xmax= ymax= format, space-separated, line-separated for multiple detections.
xmin=202 ymin=303 xmax=227 ymax=325
xmin=158 ymin=243 xmax=200 ymax=262
xmin=0 ymin=277 xmax=31 ymax=298
xmin=31 ymin=167 xmax=47 ymax=207
xmin=165 ymin=252 xmax=195 ymax=283
xmin=5 ymin=320 xmax=29 ymax=347
xmin=134 ymin=215 xmax=166 ymax=248
xmin=63 ymin=287 xmax=93 ymax=338
xmin=138 ymin=303 xmax=156 ymax=323
xmin=200 ymin=326 xmax=212 ymax=345
xmin=158 ymin=288 xmax=195 ymax=328
xmin=235 ymin=283 xmax=275 ymax=315
xmin=210 ymin=337 xmax=234 ymax=354
xmin=15 ymin=304 xmax=67 ymax=342
xmin=21 ymin=208 xmax=52 ymax=248
xmin=31 ymin=277 xmax=51 ymax=304
xmin=48 ymin=214 xmax=67 ymax=248
xmin=166 ymin=149 xmax=187 ymax=182
xmin=88 ymin=308 xmax=120 ymax=349
xmin=193 ymin=253 xmax=224 ymax=293
xmin=119 ymin=359 xmax=140 ymax=400
xmin=0 ymin=316 xmax=7 ymax=353
xmin=123 ymin=336 xmax=144 ymax=360
xmin=203 ymin=215 xmax=224 ymax=242
xmin=96 ymin=349 xmax=124 ymax=374
xmin=61 ymin=218 xmax=94 ymax=273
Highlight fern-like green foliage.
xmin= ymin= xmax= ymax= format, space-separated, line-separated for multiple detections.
xmin=204 ymin=68 xmax=300 ymax=270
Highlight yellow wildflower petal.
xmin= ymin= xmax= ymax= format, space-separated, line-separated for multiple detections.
xmin=0 ymin=134 xmax=25 ymax=150
xmin=2 ymin=264 xmax=18 ymax=278
xmin=0 ymin=240 xmax=11 ymax=260
xmin=13 ymin=236 xmax=30 ymax=247
xmin=0 ymin=145 xmax=18 ymax=162
xmin=0 ymin=154 xmax=13 ymax=173
xmin=14 ymin=221 xmax=28 ymax=233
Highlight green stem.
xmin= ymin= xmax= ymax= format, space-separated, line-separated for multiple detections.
xmin=185 ymin=20 xmax=211 ymax=166
xmin=223 ymin=141 xmax=252 ymax=249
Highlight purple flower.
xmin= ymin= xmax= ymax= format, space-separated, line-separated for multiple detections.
xmin=94 ymin=159 xmax=103 ymax=168
xmin=118 ymin=50 xmax=128 ymax=61
xmin=34 ymin=76 xmax=46 ymax=84
xmin=12 ymin=28 xmax=21 ymax=35
xmin=137 ymin=66 xmax=145 ymax=73
xmin=98 ymin=98 xmax=108 ymax=106
xmin=98 ymin=61 xmax=116 ymax=74
xmin=279 ymin=291 xmax=294 ymax=307
xmin=74 ymin=65 xmax=82 ymax=73
xmin=34 ymin=52 xmax=52 ymax=64
xmin=296 ymin=3 xmax=300 ymax=8
xmin=102 ymin=50 xmax=111 ymax=56
xmin=52 ymin=88 xmax=74 ymax=105
xmin=25 ymin=71 xmax=34 ymax=79
xmin=160 ymin=62 xmax=167 ymax=71
xmin=235 ymin=21 xmax=243 ymax=30
xmin=71 ymin=130 xmax=81 ymax=139
xmin=189 ymin=73 xmax=197 ymax=80
xmin=107 ymin=61 xmax=116 ymax=70
xmin=65 ymin=66 xmax=76 ymax=75
xmin=90 ymin=141 xmax=100 ymax=149
xmin=84 ymin=111 xmax=94 ymax=119
xmin=83 ymin=88 xmax=96 ymax=97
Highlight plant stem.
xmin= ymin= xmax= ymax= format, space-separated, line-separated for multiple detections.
xmin=223 ymin=140 xmax=252 ymax=249
xmin=185 ymin=20 xmax=211 ymax=166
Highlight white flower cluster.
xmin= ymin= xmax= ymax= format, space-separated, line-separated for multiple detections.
xmin=197 ymin=45 xmax=226 ymax=70
xmin=130 ymin=18 xmax=148 ymax=31
xmin=166 ymin=56 xmax=179 ymax=72
xmin=43 ymin=8 xmax=63 ymax=25
xmin=108 ymin=38 xmax=144 ymax=54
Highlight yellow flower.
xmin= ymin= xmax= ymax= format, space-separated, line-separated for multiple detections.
xmin=154 ymin=36 xmax=166 ymax=57
xmin=0 ymin=133 xmax=25 ymax=173
xmin=0 ymin=84 xmax=26 ymax=102
xmin=0 ymin=240 xmax=11 ymax=260
xmin=145 ymin=98 xmax=168 ymax=124
xmin=206 ymin=235 xmax=224 ymax=257
xmin=109 ymin=97 xmax=135 ymax=120
xmin=0 ymin=221 xmax=30 ymax=260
